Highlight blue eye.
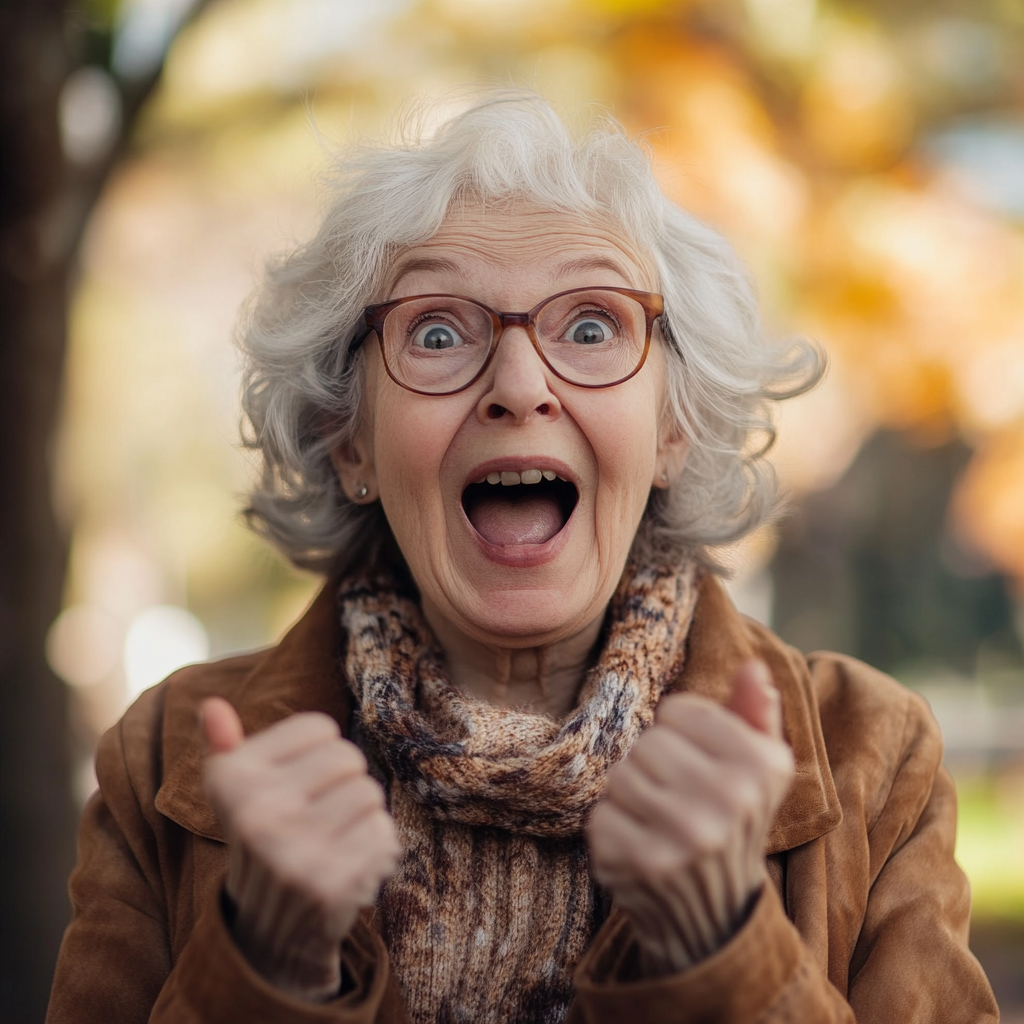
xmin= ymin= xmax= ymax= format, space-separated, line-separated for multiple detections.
xmin=414 ymin=323 xmax=462 ymax=350
xmin=569 ymin=318 xmax=614 ymax=345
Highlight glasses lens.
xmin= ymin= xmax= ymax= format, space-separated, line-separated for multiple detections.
xmin=381 ymin=297 xmax=493 ymax=394
xmin=534 ymin=289 xmax=647 ymax=386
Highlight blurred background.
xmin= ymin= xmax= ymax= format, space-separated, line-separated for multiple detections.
xmin=2 ymin=0 xmax=1023 ymax=1018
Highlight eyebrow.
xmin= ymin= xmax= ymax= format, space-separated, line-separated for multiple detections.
xmin=556 ymin=255 xmax=636 ymax=281
xmin=386 ymin=252 xmax=640 ymax=295
xmin=387 ymin=255 xmax=462 ymax=292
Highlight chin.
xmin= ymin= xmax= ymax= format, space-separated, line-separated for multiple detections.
xmin=456 ymin=586 xmax=593 ymax=646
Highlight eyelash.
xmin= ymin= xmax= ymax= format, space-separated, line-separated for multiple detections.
xmin=407 ymin=312 xmax=460 ymax=335
xmin=569 ymin=307 xmax=620 ymax=328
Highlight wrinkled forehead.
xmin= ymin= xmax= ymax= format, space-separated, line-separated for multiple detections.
xmin=384 ymin=201 xmax=658 ymax=301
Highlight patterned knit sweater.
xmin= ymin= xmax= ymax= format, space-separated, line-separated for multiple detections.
xmin=339 ymin=560 xmax=699 ymax=1024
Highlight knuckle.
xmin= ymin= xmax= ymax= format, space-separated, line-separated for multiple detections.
xmin=336 ymin=738 xmax=368 ymax=773
xmin=341 ymin=809 xmax=396 ymax=862
xmin=677 ymin=810 xmax=729 ymax=855
xmin=759 ymin=746 xmax=795 ymax=790
xmin=630 ymin=729 xmax=677 ymax=774
xmin=350 ymin=866 xmax=387 ymax=904
xmin=377 ymin=849 xmax=401 ymax=879
xmin=337 ymin=861 xmax=381 ymax=902
xmin=666 ymin=695 xmax=714 ymax=729
xmin=369 ymin=810 xmax=399 ymax=849
xmin=726 ymin=775 xmax=763 ymax=817
xmin=604 ymin=765 xmax=636 ymax=804
xmin=347 ymin=774 xmax=385 ymax=809
xmin=752 ymin=732 xmax=793 ymax=770
xmin=291 ymin=712 xmax=342 ymax=739
xmin=653 ymin=691 xmax=688 ymax=721
xmin=775 ymin=744 xmax=796 ymax=777
xmin=656 ymin=690 xmax=705 ymax=719
xmin=632 ymin=727 xmax=666 ymax=759
xmin=694 ymin=815 xmax=731 ymax=853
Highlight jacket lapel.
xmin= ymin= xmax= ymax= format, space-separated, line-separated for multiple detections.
xmin=154 ymin=572 xmax=842 ymax=855
xmin=154 ymin=583 xmax=352 ymax=840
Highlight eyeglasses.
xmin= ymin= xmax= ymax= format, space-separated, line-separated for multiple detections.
xmin=350 ymin=286 xmax=665 ymax=396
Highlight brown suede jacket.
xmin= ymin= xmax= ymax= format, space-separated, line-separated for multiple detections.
xmin=47 ymin=574 xmax=999 ymax=1023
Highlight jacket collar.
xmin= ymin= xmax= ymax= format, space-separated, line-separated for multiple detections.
xmin=155 ymin=572 xmax=841 ymax=853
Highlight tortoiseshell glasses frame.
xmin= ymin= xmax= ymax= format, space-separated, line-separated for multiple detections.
xmin=348 ymin=286 xmax=665 ymax=397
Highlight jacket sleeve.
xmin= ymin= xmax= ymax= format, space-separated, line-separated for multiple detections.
xmin=46 ymin=686 xmax=397 ymax=1024
xmin=571 ymin=882 xmax=858 ymax=1022
xmin=841 ymin=686 xmax=997 ymax=1022
xmin=569 ymin=661 xmax=999 ymax=1024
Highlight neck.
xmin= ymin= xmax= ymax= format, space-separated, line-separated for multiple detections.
xmin=421 ymin=600 xmax=605 ymax=719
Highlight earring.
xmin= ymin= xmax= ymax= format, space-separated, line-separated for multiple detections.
xmin=661 ymin=470 xmax=669 ymax=483
xmin=353 ymin=481 xmax=369 ymax=500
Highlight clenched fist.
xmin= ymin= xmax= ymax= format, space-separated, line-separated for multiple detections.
xmin=587 ymin=661 xmax=794 ymax=976
xmin=200 ymin=699 xmax=401 ymax=1001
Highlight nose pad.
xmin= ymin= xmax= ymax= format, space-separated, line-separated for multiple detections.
xmin=476 ymin=326 xmax=560 ymax=423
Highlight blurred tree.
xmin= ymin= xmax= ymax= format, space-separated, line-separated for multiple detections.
xmin=772 ymin=430 xmax=1024 ymax=677
xmin=0 ymin=0 xmax=206 ymax=1016
xmin=0 ymin=4 xmax=77 ymax=1017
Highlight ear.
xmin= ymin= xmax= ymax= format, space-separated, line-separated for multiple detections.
xmin=329 ymin=432 xmax=378 ymax=504
xmin=652 ymin=421 xmax=688 ymax=490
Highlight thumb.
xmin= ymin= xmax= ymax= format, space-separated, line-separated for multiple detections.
xmin=725 ymin=660 xmax=782 ymax=740
xmin=199 ymin=697 xmax=245 ymax=756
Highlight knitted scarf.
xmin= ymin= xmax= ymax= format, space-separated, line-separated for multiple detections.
xmin=339 ymin=560 xmax=699 ymax=1024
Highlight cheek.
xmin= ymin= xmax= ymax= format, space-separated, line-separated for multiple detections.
xmin=374 ymin=402 xmax=432 ymax=488
xmin=370 ymin=391 xmax=464 ymax=527
xmin=591 ymin=393 xmax=661 ymax=511
xmin=374 ymin=415 xmax=441 ymax=567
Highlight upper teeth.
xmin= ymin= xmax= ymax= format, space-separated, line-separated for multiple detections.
xmin=482 ymin=469 xmax=561 ymax=486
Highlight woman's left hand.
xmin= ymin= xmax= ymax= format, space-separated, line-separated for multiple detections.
xmin=587 ymin=660 xmax=794 ymax=975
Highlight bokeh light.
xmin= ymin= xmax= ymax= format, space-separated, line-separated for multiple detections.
xmin=123 ymin=605 xmax=210 ymax=701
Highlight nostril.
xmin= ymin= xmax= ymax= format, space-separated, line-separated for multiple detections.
xmin=487 ymin=403 xmax=506 ymax=420
xmin=537 ymin=403 xmax=550 ymax=416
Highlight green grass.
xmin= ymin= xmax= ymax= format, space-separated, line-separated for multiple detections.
xmin=954 ymin=775 xmax=1024 ymax=921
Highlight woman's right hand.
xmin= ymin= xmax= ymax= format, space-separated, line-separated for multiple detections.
xmin=200 ymin=698 xmax=401 ymax=1002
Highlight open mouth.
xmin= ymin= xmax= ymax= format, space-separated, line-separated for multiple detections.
xmin=462 ymin=469 xmax=579 ymax=546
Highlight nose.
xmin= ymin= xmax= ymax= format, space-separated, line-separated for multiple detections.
xmin=476 ymin=326 xmax=561 ymax=424
xmin=476 ymin=326 xmax=562 ymax=424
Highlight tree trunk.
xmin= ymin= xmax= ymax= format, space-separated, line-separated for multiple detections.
xmin=0 ymin=1 xmax=78 ymax=1019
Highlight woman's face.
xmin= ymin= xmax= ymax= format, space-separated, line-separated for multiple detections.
xmin=335 ymin=204 xmax=685 ymax=649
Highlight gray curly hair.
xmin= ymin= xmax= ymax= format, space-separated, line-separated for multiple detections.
xmin=239 ymin=90 xmax=822 ymax=575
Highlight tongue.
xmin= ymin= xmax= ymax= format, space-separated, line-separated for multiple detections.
xmin=469 ymin=492 xmax=565 ymax=546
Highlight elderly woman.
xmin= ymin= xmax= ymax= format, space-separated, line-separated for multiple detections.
xmin=48 ymin=93 xmax=996 ymax=1024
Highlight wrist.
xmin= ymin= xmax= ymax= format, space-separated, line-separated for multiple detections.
xmin=221 ymin=887 xmax=343 ymax=1002
xmin=632 ymin=879 xmax=763 ymax=977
